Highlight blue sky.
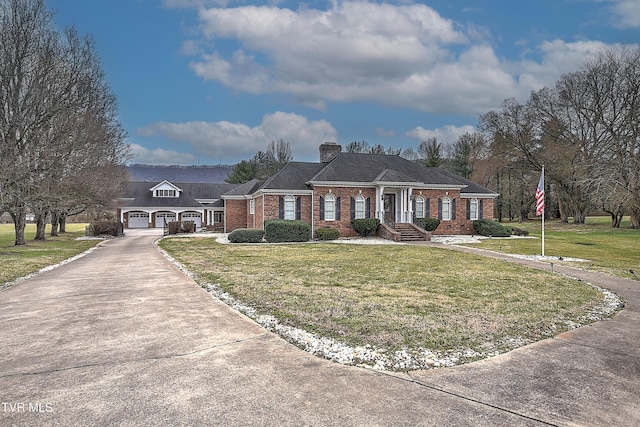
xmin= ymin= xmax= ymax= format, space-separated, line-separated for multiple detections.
xmin=48 ymin=0 xmax=640 ymax=165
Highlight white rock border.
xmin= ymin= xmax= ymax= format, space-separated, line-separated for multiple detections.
xmin=156 ymin=235 xmax=624 ymax=371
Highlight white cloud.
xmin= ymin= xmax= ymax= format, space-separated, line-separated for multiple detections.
xmin=406 ymin=124 xmax=477 ymax=145
xmin=136 ymin=112 xmax=337 ymax=162
xmin=509 ymin=39 xmax=610 ymax=99
xmin=609 ymin=0 xmax=640 ymax=28
xmin=184 ymin=1 xmax=634 ymax=115
xmin=129 ymin=144 xmax=197 ymax=165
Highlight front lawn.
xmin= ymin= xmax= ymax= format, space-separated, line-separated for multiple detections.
xmin=472 ymin=217 xmax=640 ymax=280
xmin=160 ymin=238 xmax=611 ymax=369
xmin=0 ymin=223 xmax=98 ymax=286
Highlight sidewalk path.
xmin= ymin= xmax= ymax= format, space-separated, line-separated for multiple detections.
xmin=0 ymin=232 xmax=638 ymax=426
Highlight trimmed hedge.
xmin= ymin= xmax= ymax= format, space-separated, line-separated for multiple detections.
xmin=472 ymin=219 xmax=510 ymax=237
xmin=315 ymin=228 xmax=340 ymax=241
xmin=264 ymin=219 xmax=311 ymax=243
xmin=167 ymin=221 xmax=195 ymax=235
xmin=351 ymin=218 xmax=380 ymax=237
xmin=511 ymin=226 xmax=530 ymax=236
xmin=228 ymin=228 xmax=265 ymax=243
xmin=88 ymin=221 xmax=122 ymax=237
xmin=415 ymin=217 xmax=440 ymax=232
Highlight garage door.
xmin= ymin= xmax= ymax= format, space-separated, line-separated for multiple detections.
xmin=181 ymin=212 xmax=202 ymax=228
xmin=155 ymin=212 xmax=176 ymax=227
xmin=128 ymin=212 xmax=149 ymax=228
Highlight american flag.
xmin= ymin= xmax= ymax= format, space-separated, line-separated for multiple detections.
xmin=535 ymin=171 xmax=544 ymax=216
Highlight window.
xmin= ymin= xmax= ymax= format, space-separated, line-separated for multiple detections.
xmin=214 ymin=212 xmax=223 ymax=223
xmin=415 ymin=196 xmax=425 ymax=218
xmin=469 ymin=198 xmax=479 ymax=220
xmin=250 ymin=199 xmax=255 ymax=215
xmin=284 ymin=195 xmax=296 ymax=220
xmin=324 ymin=194 xmax=336 ymax=221
xmin=155 ymin=189 xmax=176 ymax=197
xmin=442 ymin=197 xmax=451 ymax=220
xmin=354 ymin=195 xmax=365 ymax=219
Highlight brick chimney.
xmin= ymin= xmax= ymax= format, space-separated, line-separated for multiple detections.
xmin=319 ymin=142 xmax=342 ymax=163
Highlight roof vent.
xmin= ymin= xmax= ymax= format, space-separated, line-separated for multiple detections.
xmin=319 ymin=142 xmax=342 ymax=163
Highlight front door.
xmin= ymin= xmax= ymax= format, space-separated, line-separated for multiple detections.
xmin=383 ymin=194 xmax=395 ymax=225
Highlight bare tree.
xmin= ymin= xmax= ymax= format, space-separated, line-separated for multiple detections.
xmin=580 ymin=47 xmax=640 ymax=228
xmin=0 ymin=0 xmax=129 ymax=244
xmin=344 ymin=140 xmax=370 ymax=153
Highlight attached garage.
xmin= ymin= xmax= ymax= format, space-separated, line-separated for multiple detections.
xmin=155 ymin=212 xmax=176 ymax=227
xmin=181 ymin=212 xmax=202 ymax=228
xmin=128 ymin=212 xmax=149 ymax=228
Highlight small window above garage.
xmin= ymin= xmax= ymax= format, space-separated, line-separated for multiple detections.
xmin=149 ymin=180 xmax=182 ymax=198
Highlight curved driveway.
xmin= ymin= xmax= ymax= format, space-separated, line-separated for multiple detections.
xmin=0 ymin=231 xmax=638 ymax=426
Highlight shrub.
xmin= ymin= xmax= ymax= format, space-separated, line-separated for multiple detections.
xmin=351 ymin=218 xmax=380 ymax=237
xmin=89 ymin=221 xmax=122 ymax=237
xmin=228 ymin=228 xmax=265 ymax=243
xmin=167 ymin=221 xmax=195 ymax=235
xmin=511 ymin=226 xmax=530 ymax=236
xmin=315 ymin=228 xmax=340 ymax=241
xmin=472 ymin=219 xmax=510 ymax=237
xmin=264 ymin=220 xmax=311 ymax=243
xmin=415 ymin=217 xmax=440 ymax=232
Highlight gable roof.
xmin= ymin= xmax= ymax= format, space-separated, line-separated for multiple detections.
xmin=148 ymin=180 xmax=183 ymax=193
xmin=435 ymin=169 xmax=499 ymax=197
xmin=221 ymin=179 xmax=264 ymax=197
xmin=120 ymin=181 xmax=238 ymax=208
xmin=307 ymin=152 xmax=465 ymax=187
xmin=373 ymin=168 xmax=422 ymax=184
xmin=260 ymin=162 xmax=326 ymax=191
xmin=219 ymin=152 xmax=497 ymax=198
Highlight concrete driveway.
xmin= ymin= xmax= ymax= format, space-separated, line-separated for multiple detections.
xmin=0 ymin=231 xmax=638 ymax=426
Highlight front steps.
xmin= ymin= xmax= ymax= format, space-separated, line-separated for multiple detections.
xmin=378 ymin=223 xmax=431 ymax=242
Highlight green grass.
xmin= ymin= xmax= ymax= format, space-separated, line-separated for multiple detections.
xmin=472 ymin=217 xmax=640 ymax=280
xmin=0 ymin=223 xmax=98 ymax=286
xmin=160 ymin=238 xmax=606 ymax=361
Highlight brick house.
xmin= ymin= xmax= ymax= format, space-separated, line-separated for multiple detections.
xmin=222 ymin=143 xmax=498 ymax=240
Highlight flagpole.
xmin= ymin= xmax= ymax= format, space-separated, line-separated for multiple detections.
xmin=541 ymin=165 xmax=545 ymax=257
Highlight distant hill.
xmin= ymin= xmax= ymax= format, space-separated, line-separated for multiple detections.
xmin=126 ymin=164 xmax=233 ymax=184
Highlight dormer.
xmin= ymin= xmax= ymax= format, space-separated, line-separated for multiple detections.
xmin=149 ymin=180 xmax=182 ymax=198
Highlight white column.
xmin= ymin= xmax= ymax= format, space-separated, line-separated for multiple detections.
xmin=377 ymin=186 xmax=384 ymax=223
xmin=408 ymin=187 xmax=413 ymax=223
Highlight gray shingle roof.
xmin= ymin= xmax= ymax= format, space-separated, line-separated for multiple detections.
xmin=217 ymin=152 xmax=497 ymax=197
xmin=260 ymin=162 xmax=326 ymax=191
xmin=435 ymin=169 xmax=499 ymax=196
xmin=373 ymin=169 xmax=422 ymax=183
xmin=221 ymin=179 xmax=264 ymax=197
xmin=121 ymin=182 xmax=238 ymax=208
xmin=308 ymin=152 xmax=464 ymax=186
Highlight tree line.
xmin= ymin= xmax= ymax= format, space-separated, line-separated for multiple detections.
xmin=0 ymin=0 xmax=129 ymax=245
xmin=478 ymin=46 xmax=640 ymax=228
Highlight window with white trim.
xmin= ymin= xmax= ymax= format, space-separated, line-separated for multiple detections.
xmin=250 ymin=199 xmax=255 ymax=215
xmin=415 ymin=196 xmax=425 ymax=218
xmin=354 ymin=195 xmax=365 ymax=219
xmin=324 ymin=194 xmax=336 ymax=221
xmin=442 ymin=197 xmax=451 ymax=220
xmin=469 ymin=198 xmax=479 ymax=220
xmin=284 ymin=195 xmax=296 ymax=220
xmin=155 ymin=189 xmax=176 ymax=197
